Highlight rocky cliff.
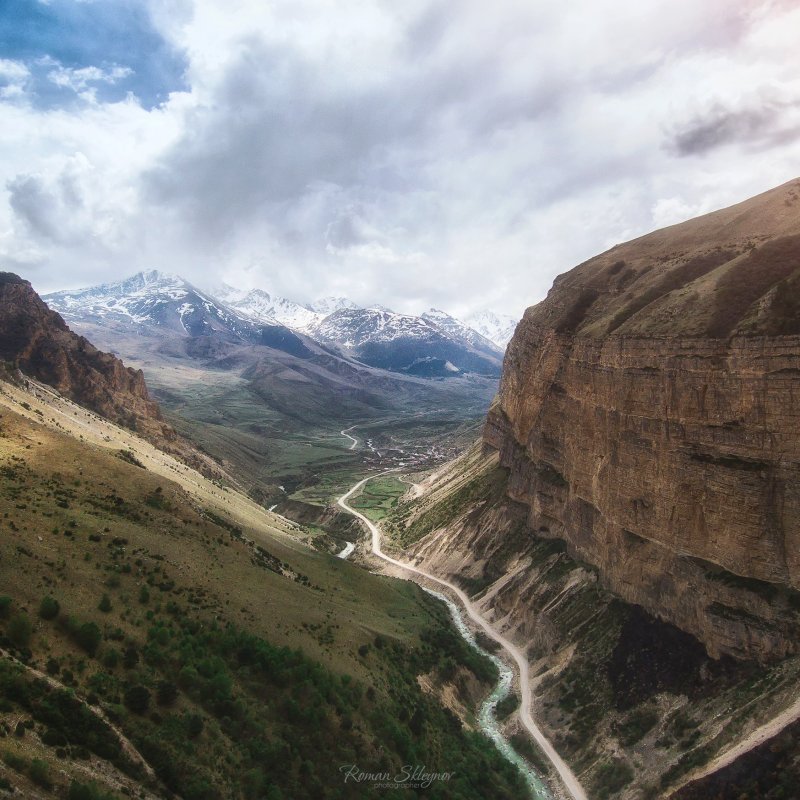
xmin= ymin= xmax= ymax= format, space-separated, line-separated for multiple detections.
xmin=0 ymin=272 xmax=184 ymax=456
xmin=485 ymin=178 xmax=800 ymax=662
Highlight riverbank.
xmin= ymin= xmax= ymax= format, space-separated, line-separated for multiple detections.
xmin=337 ymin=473 xmax=587 ymax=800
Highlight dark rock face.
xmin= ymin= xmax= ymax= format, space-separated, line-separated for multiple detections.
xmin=0 ymin=272 xmax=175 ymax=448
xmin=485 ymin=180 xmax=800 ymax=662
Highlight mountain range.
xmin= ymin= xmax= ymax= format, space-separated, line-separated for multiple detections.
xmin=213 ymin=281 xmax=517 ymax=348
xmin=44 ymin=270 xmax=507 ymax=378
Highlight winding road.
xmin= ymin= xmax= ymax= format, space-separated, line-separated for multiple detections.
xmin=340 ymin=426 xmax=359 ymax=450
xmin=337 ymin=474 xmax=588 ymax=800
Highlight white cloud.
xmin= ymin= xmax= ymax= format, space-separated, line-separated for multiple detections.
xmin=0 ymin=59 xmax=31 ymax=100
xmin=1 ymin=0 xmax=800 ymax=319
xmin=46 ymin=63 xmax=134 ymax=95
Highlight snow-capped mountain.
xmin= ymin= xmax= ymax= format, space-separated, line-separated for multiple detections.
xmin=221 ymin=288 xmax=321 ymax=332
xmin=311 ymin=308 xmax=436 ymax=348
xmin=310 ymin=307 xmax=503 ymax=376
xmin=309 ymin=296 xmax=359 ymax=316
xmin=463 ymin=310 xmax=518 ymax=349
xmin=44 ymin=270 xmax=311 ymax=357
xmin=209 ymin=285 xmax=360 ymax=332
xmin=44 ymin=270 xmax=504 ymax=377
xmin=421 ymin=309 xmax=500 ymax=354
xmin=46 ymin=270 xmax=191 ymax=324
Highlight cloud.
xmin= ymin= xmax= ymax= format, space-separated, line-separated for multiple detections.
xmin=1 ymin=0 xmax=800 ymax=319
xmin=670 ymin=97 xmax=800 ymax=156
xmin=0 ymin=0 xmax=186 ymax=108
xmin=0 ymin=58 xmax=30 ymax=99
xmin=46 ymin=62 xmax=133 ymax=94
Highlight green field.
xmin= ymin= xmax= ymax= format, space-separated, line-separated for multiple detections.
xmin=157 ymin=374 xmax=490 ymax=516
xmin=349 ymin=476 xmax=409 ymax=521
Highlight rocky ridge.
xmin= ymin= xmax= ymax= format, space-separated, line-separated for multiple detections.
xmin=0 ymin=272 xmax=215 ymax=472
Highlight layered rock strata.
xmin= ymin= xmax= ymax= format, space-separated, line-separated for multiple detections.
xmin=485 ymin=179 xmax=800 ymax=661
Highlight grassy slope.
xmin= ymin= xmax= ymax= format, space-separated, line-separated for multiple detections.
xmin=0 ymin=388 xmax=525 ymax=799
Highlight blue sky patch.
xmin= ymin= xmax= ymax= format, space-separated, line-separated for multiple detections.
xmin=0 ymin=0 xmax=187 ymax=108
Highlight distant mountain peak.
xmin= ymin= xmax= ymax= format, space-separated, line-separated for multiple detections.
xmin=310 ymin=296 xmax=359 ymax=315
xmin=464 ymin=309 xmax=517 ymax=348
xmin=310 ymin=305 xmax=502 ymax=377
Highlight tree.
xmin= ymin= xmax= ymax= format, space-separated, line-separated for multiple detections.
xmin=122 ymin=645 xmax=139 ymax=669
xmin=124 ymin=685 xmax=150 ymax=714
xmin=29 ymin=759 xmax=51 ymax=789
xmin=8 ymin=612 xmax=32 ymax=648
xmin=0 ymin=596 xmax=12 ymax=618
xmin=98 ymin=594 xmax=112 ymax=613
xmin=38 ymin=596 xmax=60 ymax=620
xmin=156 ymin=680 xmax=178 ymax=706
xmin=184 ymin=713 xmax=204 ymax=739
xmin=74 ymin=621 xmax=102 ymax=656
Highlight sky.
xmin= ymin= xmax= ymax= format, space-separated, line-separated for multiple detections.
xmin=1 ymin=0 xmax=800 ymax=320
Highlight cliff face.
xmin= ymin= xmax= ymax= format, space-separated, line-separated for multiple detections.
xmin=0 ymin=272 xmax=177 ymax=450
xmin=486 ymin=179 xmax=800 ymax=662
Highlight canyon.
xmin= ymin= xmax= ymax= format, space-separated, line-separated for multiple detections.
xmin=380 ymin=178 xmax=800 ymax=797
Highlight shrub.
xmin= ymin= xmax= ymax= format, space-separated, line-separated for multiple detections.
xmin=98 ymin=594 xmax=112 ymax=613
xmin=68 ymin=781 xmax=118 ymax=800
xmin=7 ymin=613 xmax=32 ymax=647
xmin=2 ymin=749 xmax=27 ymax=771
xmin=495 ymin=692 xmax=520 ymax=721
xmin=593 ymin=758 xmax=634 ymax=799
xmin=116 ymin=449 xmax=144 ymax=468
xmin=73 ymin=621 xmax=102 ymax=656
xmin=124 ymin=685 xmax=150 ymax=714
xmin=614 ymin=707 xmax=660 ymax=746
xmin=138 ymin=586 xmax=150 ymax=605
xmin=29 ymin=758 xmax=52 ymax=789
xmin=39 ymin=596 xmax=60 ymax=620
xmin=0 ymin=596 xmax=12 ymax=618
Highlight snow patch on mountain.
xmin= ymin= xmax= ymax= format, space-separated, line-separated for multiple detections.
xmin=464 ymin=310 xmax=518 ymax=348
xmin=310 ymin=296 xmax=359 ymax=316
xmin=421 ymin=308 xmax=499 ymax=352
xmin=222 ymin=289 xmax=321 ymax=331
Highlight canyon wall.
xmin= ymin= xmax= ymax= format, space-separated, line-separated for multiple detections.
xmin=484 ymin=180 xmax=800 ymax=662
xmin=486 ymin=328 xmax=800 ymax=661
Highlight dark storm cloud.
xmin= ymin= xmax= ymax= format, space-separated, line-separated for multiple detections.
xmin=141 ymin=19 xmax=567 ymax=254
xmin=144 ymin=40 xmax=409 ymax=239
xmin=672 ymin=104 xmax=778 ymax=155
xmin=671 ymin=100 xmax=800 ymax=156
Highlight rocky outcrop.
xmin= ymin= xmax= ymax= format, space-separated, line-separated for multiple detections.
xmin=0 ymin=272 xmax=180 ymax=454
xmin=486 ymin=179 xmax=800 ymax=662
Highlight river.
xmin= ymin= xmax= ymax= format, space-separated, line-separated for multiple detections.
xmin=337 ymin=473 xmax=588 ymax=800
